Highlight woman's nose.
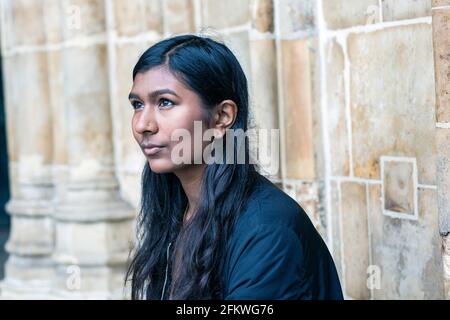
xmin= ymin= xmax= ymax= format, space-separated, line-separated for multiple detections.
xmin=135 ymin=106 xmax=158 ymax=134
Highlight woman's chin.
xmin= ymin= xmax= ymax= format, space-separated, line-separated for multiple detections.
xmin=147 ymin=159 xmax=177 ymax=173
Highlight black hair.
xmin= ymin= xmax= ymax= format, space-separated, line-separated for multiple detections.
xmin=125 ymin=34 xmax=258 ymax=299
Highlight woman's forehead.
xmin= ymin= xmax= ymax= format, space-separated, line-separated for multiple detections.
xmin=133 ymin=67 xmax=180 ymax=90
xmin=130 ymin=67 xmax=199 ymax=102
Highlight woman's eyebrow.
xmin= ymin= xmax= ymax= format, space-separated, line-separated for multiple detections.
xmin=128 ymin=92 xmax=140 ymax=100
xmin=148 ymin=88 xmax=180 ymax=99
xmin=128 ymin=89 xmax=180 ymax=101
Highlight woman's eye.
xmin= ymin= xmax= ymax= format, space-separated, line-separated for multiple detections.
xmin=158 ymin=98 xmax=174 ymax=109
xmin=131 ymin=101 xmax=143 ymax=110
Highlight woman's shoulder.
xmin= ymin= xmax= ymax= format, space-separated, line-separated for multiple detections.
xmin=222 ymin=173 xmax=343 ymax=299
xmin=233 ymin=173 xmax=316 ymax=239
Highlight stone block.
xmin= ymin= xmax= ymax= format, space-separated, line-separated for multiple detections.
xmin=432 ymin=8 xmax=450 ymax=122
xmin=326 ymin=39 xmax=349 ymax=176
xmin=348 ymin=24 xmax=436 ymax=185
xmin=436 ymin=128 xmax=450 ymax=234
xmin=165 ymin=0 xmax=195 ymax=35
xmin=368 ymin=185 xmax=445 ymax=299
xmin=250 ymin=0 xmax=273 ymax=33
xmin=277 ymin=0 xmax=315 ymax=37
xmin=53 ymin=220 xmax=134 ymax=266
xmin=432 ymin=0 xmax=450 ymax=7
xmin=322 ymin=0 xmax=380 ymax=29
xmin=201 ymin=0 xmax=250 ymax=29
xmin=381 ymin=157 xmax=417 ymax=220
xmin=61 ymin=0 xmax=106 ymax=39
xmin=382 ymin=0 xmax=431 ymax=21
xmin=340 ymin=181 xmax=370 ymax=299
xmin=281 ymin=39 xmax=315 ymax=180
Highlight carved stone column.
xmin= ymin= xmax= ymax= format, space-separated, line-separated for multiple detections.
xmin=0 ymin=0 xmax=55 ymax=298
xmin=0 ymin=0 xmax=136 ymax=299
xmin=49 ymin=0 xmax=135 ymax=299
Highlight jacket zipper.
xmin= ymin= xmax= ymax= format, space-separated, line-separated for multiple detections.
xmin=160 ymin=242 xmax=172 ymax=300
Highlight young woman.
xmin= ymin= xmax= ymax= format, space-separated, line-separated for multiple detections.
xmin=125 ymin=34 xmax=343 ymax=300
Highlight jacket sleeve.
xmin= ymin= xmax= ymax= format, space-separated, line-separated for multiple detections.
xmin=223 ymin=223 xmax=310 ymax=300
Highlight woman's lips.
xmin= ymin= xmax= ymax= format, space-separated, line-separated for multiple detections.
xmin=143 ymin=146 xmax=165 ymax=156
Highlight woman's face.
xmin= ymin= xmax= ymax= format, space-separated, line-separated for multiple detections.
xmin=129 ymin=66 xmax=212 ymax=173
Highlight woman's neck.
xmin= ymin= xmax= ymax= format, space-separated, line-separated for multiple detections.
xmin=174 ymin=163 xmax=207 ymax=223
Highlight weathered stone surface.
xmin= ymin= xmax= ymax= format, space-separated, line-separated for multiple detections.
xmin=47 ymin=50 xmax=67 ymax=165
xmin=278 ymin=0 xmax=315 ymax=37
xmin=1 ymin=255 xmax=54 ymax=298
xmin=249 ymin=40 xmax=278 ymax=130
xmin=223 ymin=31 xmax=252 ymax=88
xmin=53 ymin=220 xmax=133 ymax=266
xmin=53 ymin=264 xmax=127 ymax=298
xmin=63 ymin=45 xmax=114 ymax=173
xmin=309 ymin=39 xmax=325 ymax=181
xmin=114 ymin=0 xmax=145 ymax=36
xmin=348 ymin=24 xmax=436 ymax=185
xmin=165 ymin=0 xmax=195 ymax=35
xmin=281 ymin=39 xmax=315 ymax=180
xmin=115 ymin=43 xmax=149 ymax=207
xmin=369 ymin=185 xmax=445 ymax=299
xmin=326 ymin=39 xmax=349 ymax=176
xmin=432 ymin=8 xmax=450 ymax=123
xmin=436 ymin=128 xmax=450 ymax=234
xmin=2 ymin=56 xmax=19 ymax=163
xmin=43 ymin=0 xmax=63 ymax=44
xmin=296 ymin=181 xmax=325 ymax=238
xmin=142 ymin=0 xmax=165 ymax=34
xmin=249 ymin=39 xmax=280 ymax=177
xmin=0 ymin=6 xmax=58 ymax=295
xmin=382 ymin=0 xmax=431 ymax=21
xmin=61 ymin=0 xmax=106 ymax=39
xmin=330 ymin=180 xmax=343 ymax=281
xmin=340 ymin=181 xmax=370 ymax=299
xmin=201 ymin=0 xmax=250 ymax=29
xmin=443 ymin=234 xmax=450 ymax=299
xmin=6 ymin=0 xmax=46 ymax=47
xmin=14 ymin=52 xmax=52 ymax=164
xmin=323 ymin=0 xmax=380 ymax=29
xmin=250 ymin=0 xmax=273 ymax=33
xmin=432 ymin=0 xmax=450 ymax=7
xmin=5 ymin=216 xmax=54 ymax=255
xmin=114 ymin=0 xmax=163 ymax=36
xmin=381 ymin=158 xmax=416 ymax=217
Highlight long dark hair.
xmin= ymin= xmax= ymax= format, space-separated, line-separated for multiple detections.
xmin=125 ymin=34 xmax=259 ymax=299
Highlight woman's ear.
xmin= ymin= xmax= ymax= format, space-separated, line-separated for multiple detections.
xmin=212 ymin=100 xmax=238 ymax=138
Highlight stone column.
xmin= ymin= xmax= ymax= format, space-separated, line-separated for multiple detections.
xmin=0 ymin=0 xmax=55 ymax=298
xmin=0 ymin=0 xmax=136 ymax=299
xmin=431 ymin=0 xmax=450 ymax=299
xmin=50 ymin=0 xmax=135 ymax=299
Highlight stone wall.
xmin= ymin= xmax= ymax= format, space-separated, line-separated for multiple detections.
xmin=432 ymin=0 xmax=450 ymax=299
xmin=0 ymin=0 xmax=448 ymax=299
xmin=320 ymin=0 xmax=445 ymax=299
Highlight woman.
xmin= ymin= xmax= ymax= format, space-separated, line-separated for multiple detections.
xmin=125 ymin=34 xmax=343 ymax=300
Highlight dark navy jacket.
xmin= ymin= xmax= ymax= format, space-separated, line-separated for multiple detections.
xmin=221 ymin=173 xmax=343 ymax=300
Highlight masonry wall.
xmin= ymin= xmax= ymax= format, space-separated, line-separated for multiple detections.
xmin=320 ymin=0 xmax=445 ymax=299
xmin=0 ymin=0 xmax=448 ymax=299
